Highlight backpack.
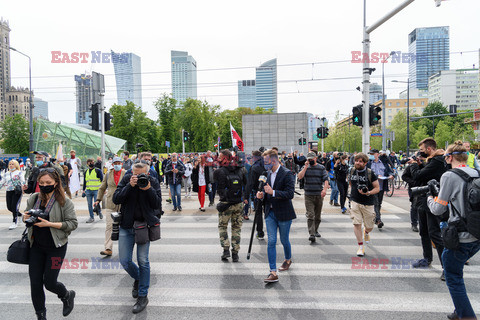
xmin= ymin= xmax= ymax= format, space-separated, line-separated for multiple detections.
xmin=449 ymin=168 xmax=480 ymax=239
xmin=225 ymin=167 xmax=244 ymax=204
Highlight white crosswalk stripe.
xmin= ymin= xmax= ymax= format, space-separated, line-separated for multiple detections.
xmin=0 ymin=212 xmax=479 ymax=319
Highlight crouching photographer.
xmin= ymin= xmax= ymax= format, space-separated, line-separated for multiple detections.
xmin=112 ymin=162 xmax=162 ymax=314
xmin=409 ymin=138 xmax=447 ymax=276
xmin=427 ymin=141 xmax=480 ymax=320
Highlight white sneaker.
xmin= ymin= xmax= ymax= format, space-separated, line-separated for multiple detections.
xmin=363 ymin=228 xmax=370 ymax=244
xmin=356 ymin=245 xmax=365 ymax=257
xmin=9 ymin=222 xmax=17 ymax=230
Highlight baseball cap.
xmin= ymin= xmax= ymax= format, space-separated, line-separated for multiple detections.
xmin=33 ymin=151 xmax=49 ymax=157
xmin=307 ymin=152 xmax=317 ymax=160
xmin=112 ymin=156 xmax=122 ymax=163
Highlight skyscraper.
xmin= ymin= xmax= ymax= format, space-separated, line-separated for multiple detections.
xmin=369 ymin=83 xmax=384 ymax=104
xmin=408 ymin=26 xmax=450 ymax=90
xmin=75 ymin=74 xmax=92 ymax=125
xmin=238 ymin=80 xmax=256 ymax=109
xmin=171 ymin=50 xmax=197 ymax=104
xmin=255 ymin=58 xmax=277 ymax=112
xmin=0 ymin=18 xmax=11 ymax=103
xmin=112 ymin=51 xmax=142 ymax=107
xmin=33 ymin=97 xmax=48 ymax=119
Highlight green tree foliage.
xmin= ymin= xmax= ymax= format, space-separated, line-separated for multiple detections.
xmin=0 ymin=114 xmax=29 ymax=156
xmin=154 ymin=94 xmax=178 ymax=152
xmin=107 ymin=101 xmax=158 ymax=152
xmin=324 ymin=112 xmax=362 ymax=152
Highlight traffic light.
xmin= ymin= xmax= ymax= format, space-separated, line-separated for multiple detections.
xmin=219 ymin=142 xmax=223 ymax=149
xmin=352 ymin=105 xmax=363 ymax=127
xmin=302 ymin=138 xmax=307 ymax=145
xmin=104 ymin=112 xmax=112 ymax=131
xmin=323 ymin=127 xmax=329 ymax=138
xmin=316 ymin=127 xmax=322 ymax=139
xmin=449 ymin=105 xmax=457 ymax=117
xmin=183 ymin=131 xmax=189 ymax=142
xmin=369 ymin=104 xmax=382 ymax=126
xmin=298 ymin=138 xmax=302 ymax=145
xmin=89 ymin=103 xmax=99 ymax=131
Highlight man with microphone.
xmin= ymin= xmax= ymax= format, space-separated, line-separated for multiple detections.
xmin=257 ymin=149 xmax=296 ymax=283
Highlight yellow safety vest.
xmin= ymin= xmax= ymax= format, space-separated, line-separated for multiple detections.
xmin=467 ymin=153 xmax=475 ymax=168
xmin=85 ymin=169 xmax=101 ymax=191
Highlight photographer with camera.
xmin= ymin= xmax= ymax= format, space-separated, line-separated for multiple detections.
xmin=112 ymin=162 xmax=162 ymax=314
xmin=409 ymin=138 xmax=447 ymax=277
xmin=348 ymin=153 xmax=380 ymax=257
xmin=94 ymin=157 xmax=126 ymax=256
xmin=427 ymin=141 xmax=480 ymax=320
xmin=401 ymin=152 xmax=421 ymax=232
xmin=23 ymin=168 xmax=78 ymax=320
xmin=244 ymin=150 xmax=266 ymax=239
xmin=297 ymin=152 xmax=329 ymax=242
xmin=82 ymin=159 xmax=103 ymax=223
xmin=214 ymin=150 xmax=248 ymax=262
xmin=164 ymin=153 xmax=185 ymax=211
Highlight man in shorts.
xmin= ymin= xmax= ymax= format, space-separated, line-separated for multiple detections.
xmin=348 ymin=153 xmax=380 ymax=256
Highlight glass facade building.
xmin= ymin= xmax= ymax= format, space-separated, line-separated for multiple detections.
xmin=369 ymin=83 xmax=384 ymax=104
xmin=238 ymin=80 xmax=256 ymax=109
xmin=112 ymin=51 xmax=142 ymax=107
xmin=171 ymin=50 xmax=197 ymax=104
xmin=408 ymin=26 xmax=450 ymax=90
xmin=255 ymin=58 xmax=277 ymax=113
xmin=75 ymin=74 xmax=92 ymax=125
xmin=33 ymin=97 xmax=48 ymax=119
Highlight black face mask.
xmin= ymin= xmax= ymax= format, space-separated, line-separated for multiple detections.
xmin=88 ymin=164 xmax=94 ymax=168
xmin=40 ymin=184 xmax=55 ymax=194
xmin=419 ymin=151 xmax=428 ymax=158
xmin=309 ymin=160 xmax=315 ymax=166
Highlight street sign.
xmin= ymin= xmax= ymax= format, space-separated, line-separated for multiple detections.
xmin=371 ymin=133 xmax=382 ymax=137
xmin=165 ymin=141 xmax=170 ymax=148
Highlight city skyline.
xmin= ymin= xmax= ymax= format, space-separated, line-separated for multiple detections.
xmin=171 ymin=50 xmax=197 ymax=104
xmin=112 ymin=51 xmax=142 ymax=107
xmin=2 ymin=0 xmax=479 ymax=125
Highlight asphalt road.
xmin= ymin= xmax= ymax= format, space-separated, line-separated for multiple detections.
xmin=0 ymin=183 xmax=478 ymax=319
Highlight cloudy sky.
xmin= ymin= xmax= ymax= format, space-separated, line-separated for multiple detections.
xmin=2 ymin=0 xmax=479 ymax=125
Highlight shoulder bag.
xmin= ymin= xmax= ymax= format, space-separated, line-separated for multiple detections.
xmin=7 ymin=227 xmax=30 ymax=264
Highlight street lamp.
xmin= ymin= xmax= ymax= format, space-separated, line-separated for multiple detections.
xmin=9 ymin=46 xmax=34 ymax=157
xmin=381 ymin=51 xmax=396 ymax=150
xmin=392 ymin=79 xmax=416 ymax=157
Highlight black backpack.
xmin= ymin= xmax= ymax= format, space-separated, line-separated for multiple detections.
xmin=450 ymin=168 xmax=480 ymax=239
xmin=225 ymin=168 xmax=244 ymax=204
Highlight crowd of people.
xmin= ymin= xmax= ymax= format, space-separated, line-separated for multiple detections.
xmin=3 ymin=139 xmax=480 ymax=319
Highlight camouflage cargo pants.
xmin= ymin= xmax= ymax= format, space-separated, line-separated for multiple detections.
xmin=218 ymin=202 xmax=244 ymax=253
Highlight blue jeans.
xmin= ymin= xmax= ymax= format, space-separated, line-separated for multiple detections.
xmin=119 ymin=227 xmax=151 ymax=297
xmin=442 ymin=240 xmax=480 ymax=319
xmin=265 ymin=212 xmax=292 ymax=272
xmin=329 ymin=179 xmax=339 ymax=203
xmin=85 ymin=189 xmax=98 ymax=219
xmin=209 ymin=182 xmax=217 ymax=203
xmin=169 ymin=183 xmax=182 ymax=208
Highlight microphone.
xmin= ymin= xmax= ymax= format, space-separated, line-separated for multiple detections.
xmin=258 ymin=172 xmax=267 ymax=192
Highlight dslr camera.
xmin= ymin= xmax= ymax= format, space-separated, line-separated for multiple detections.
xmin=411 ymin=179 xmax=440 ymax=198
xmin=111 ymin=212 xmax=122 ymax=241
xmin=25 ymin=209 xmax=49 ymax=228
xmin=137 ymin=173 xmax=150 ymax=188
xmin=357 ymin=184 xmax=369 ymax=194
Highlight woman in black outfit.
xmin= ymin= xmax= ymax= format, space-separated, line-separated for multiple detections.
xmin=334 ymin=154 xmax=349 ymax=214
xmin=23 ymin=168 xmax=78 ymax=320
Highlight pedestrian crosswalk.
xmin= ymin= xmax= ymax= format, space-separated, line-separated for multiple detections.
xmin=0 ymin=208 xmax=479 ymax=319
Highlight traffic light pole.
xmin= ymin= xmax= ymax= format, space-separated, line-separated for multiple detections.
xmin=182 ymin=129 xmax=185 ymax=155
xmin=362 ymin=0 xmax=415 ymax=154
xmin=100 ymin=93 xmax=105 ymax=165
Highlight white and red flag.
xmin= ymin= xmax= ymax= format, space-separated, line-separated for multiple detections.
xmin=230 ymin=122 xmax=244 ymax=151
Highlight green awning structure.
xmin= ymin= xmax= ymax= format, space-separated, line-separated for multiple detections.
xmin=34 ymin=119 xmax=127 ymax=159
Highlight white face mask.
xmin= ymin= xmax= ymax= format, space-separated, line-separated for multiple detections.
xmin=9 ymin=167 xmax=15 ymax=171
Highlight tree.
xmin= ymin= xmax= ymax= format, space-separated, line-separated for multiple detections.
xmin=107 ymin=101 xmax=154 ymax=151
xmin=154 ymin=94 xmax=179 ymax=152
xmin=0 ymin=114 xmax=29 ymax=156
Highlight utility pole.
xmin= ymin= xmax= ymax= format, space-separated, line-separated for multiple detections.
xmin=100 ymin=93 xmax=105 ymax=163
xmin=182 ymin=129 xmax=185 ymax=154
xmin=362 ymin=0 xmax=416 ymax=153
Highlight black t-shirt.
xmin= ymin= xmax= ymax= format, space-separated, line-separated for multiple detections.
xmin=350 ymin=168 xmax=378 ymax=206
xmin=32 ymin=205 xmax=56 ymax=248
